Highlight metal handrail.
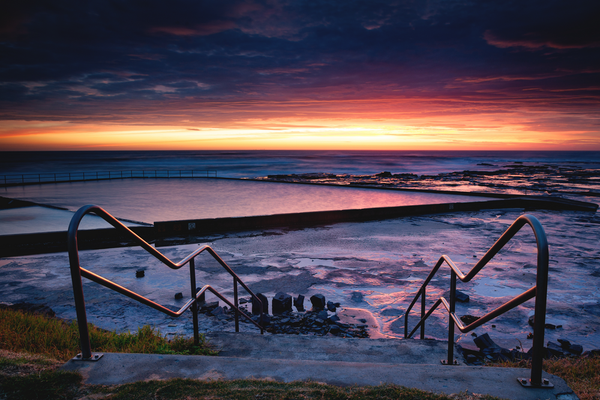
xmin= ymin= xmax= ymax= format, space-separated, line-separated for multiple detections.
xmin=404 ymin=214 xmax=551 ymax=388
xmin=68 ymin=204 xmax=263 ymax=360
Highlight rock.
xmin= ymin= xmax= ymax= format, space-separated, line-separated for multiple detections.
xmin=326 ymin=301 xmax=336 ymax=312
xmin=272 ymin=292 xmax=292 ymax=314
xmin=199 ymin=301 xmax=219 ymax=313
xmin=473 ymin=333 xmax=511 ymax=361
xmin=327 ymin=314 xmax=340 ymax=323
xmin=317 ymin=310 xmax=329 ymax=320
xmin=294 ymin=294 xmax=305 ymax=311
xmin=174 ymin=292 xmax=183 ymax=299
xmin=350 ymin=291 xmax=363 ymax=303
xmin=310 ymin=294 xmax=326 ymax=310
xmin=252 ymin=293 xmax=268 ymax=315
xmin=210 ymin=306 xmax=224 ymax=316
xmin=445 ymin=290 xmax=469 ymax=302
xmin=253 ymin=314 xmax=271 ymax=326
xmin=239 ymin=298 xmax=249 ymax=304
xmin=135 ymin=269 xmax=145 ymax=278
xmin=460 ymin=315 xmax=479 ymax=325
xmin=329 ymin=325 xmax=341 ymax=335
xmin=375 ymin=171 xmax=392 ymax=177
xmin=557 ymin=339 xmax=583 ymax=356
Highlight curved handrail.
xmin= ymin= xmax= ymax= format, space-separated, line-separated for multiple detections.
xmin=68 ymin=205 xmax=264 ymax=360
xmin=404 ymin=214 xmax=550 ymax=388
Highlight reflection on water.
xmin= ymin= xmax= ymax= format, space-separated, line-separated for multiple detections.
xmin=2 ymin=178 xmax=487 ymax=223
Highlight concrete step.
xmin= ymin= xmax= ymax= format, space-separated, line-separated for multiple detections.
xmin=204 ymin=332 xmax=452 ymax=365
xmin=62 ymin=333 xmax=577 ymax=400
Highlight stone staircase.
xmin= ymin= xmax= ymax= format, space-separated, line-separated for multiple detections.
xmin=62 ymin=332 xmax=576 ymax=400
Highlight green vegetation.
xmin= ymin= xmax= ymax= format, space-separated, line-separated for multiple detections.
xmin=0 ymin=307 xmax=216 ymax=361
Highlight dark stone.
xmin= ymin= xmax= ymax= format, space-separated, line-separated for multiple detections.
xmin=558 ymin=338 xmax=571 ymax=348
xmin=210 ymin=306 xmax=224 ymax=316
xmin=252 ymin=293 xmax=268 ymax=315
xmin=375 ymin=171 xmax=392 ymax=177
xmin=350 ymin=292 xmax=363 ymax=303
xmin=199 ymin=301 xmax=219 ymax=313
xmin=474 ymin=333 xmax=500 ymax=352
xmin=272 ymin=292 xmax=292 ymax=314
xmin=294 ymin=294 xmax=305 ymax=311
xmin=460 ymin=315 xmax=479 ymax=325
xmin=239 ymin=298 xmax=249 ymax=304
xmin=329 ymin=325 xmax=341 ymax=335
xmin=254 ymin=314 xmax=271 ymax=326
xmin=326 ymin=301 xmax=336 ymax=312
xmin=327 ymin=314 xmax=340 ymax=323
xmin=174 ymin=292 xmax=183 ymax=299
xmin=557 ymin=339 xmax=583 ymax=356
xmin=547 ymin=341 xmax=566 ymax=358
xmin=135 ymin=269 xmax=145 ymax=278
xmin=445 ymin=290 xmax=469 ymax=303
xmin=310 ymin=294 xmax=326 ymax=310
xmin=317 ymin=310 xmax=329 ymax=320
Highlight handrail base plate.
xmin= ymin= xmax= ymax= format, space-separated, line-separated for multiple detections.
xmin=72 ymin=353 xmax=104 ymax=362
xmin=518 ymin=378 xmax=554 ymax=388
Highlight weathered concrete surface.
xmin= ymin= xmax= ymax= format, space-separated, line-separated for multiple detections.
xmin=62 ymin=333 xmax=577 ymax=399
xmin=62 ymin=354 xmax=575 ymax=399
xmin=204 ymin=332 xmax=449 ymax=364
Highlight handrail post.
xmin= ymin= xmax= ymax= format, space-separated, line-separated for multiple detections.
xmin=67 ymin=206 xmax=98 ymax=361
xmin=234 ymin=278 xmax=239 ymax=332
xmin=420 ymin=287 xmax=426 ymax=339
xmin=446 ymin=270 xmax=457 ymax=365
xmin=189 ymin=258 xmax=200 ymax=346
xmin=530 ymin=220 xmax=550 ymax=386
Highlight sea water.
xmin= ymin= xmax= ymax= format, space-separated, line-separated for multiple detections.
xmin=2 ymin=150 xmax=599 ymax=178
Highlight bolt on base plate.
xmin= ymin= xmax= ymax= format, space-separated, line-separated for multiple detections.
xmin=72 ymin=353 xmax=103 ymax=362
xmin=440 ymin=359 xmax=459 ymax=365
xmin=518 ymin=377 xmax=554 ymax=388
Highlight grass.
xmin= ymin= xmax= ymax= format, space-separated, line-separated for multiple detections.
xmin=0 ymin=307 xmax=217 ymax=361
xmin=492 ymin=356 xmax=600 ymax=400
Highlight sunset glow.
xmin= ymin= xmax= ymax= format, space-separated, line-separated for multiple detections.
xmin=1 ymin=1 xmax=599 ymax=151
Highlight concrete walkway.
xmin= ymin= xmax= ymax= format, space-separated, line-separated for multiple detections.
xmin=61 ymin=332 xmax=577 ymax=399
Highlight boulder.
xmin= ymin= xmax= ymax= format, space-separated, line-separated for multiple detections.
xmin=294 ymin=294 xmax=305 ymax=311
xmin=272 ymin=292 xmax=292 ymax=314
xmin=252 ymin=293 xmax=268 ymax=315
xmin=310 ymin=294 xmax=326 ymax=310
xmin=326 ymin=301 xmax=336 ymax=312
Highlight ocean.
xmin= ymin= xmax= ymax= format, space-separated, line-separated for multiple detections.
xmin=2 ymin=150 xmax=599 ymax=178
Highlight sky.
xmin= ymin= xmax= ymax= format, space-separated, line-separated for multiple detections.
xmin=1 ymin=0 xmax=599 ymax=151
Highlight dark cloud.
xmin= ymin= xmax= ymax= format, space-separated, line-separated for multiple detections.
xmin=0 ymin=0 xmax=599 ymax=124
